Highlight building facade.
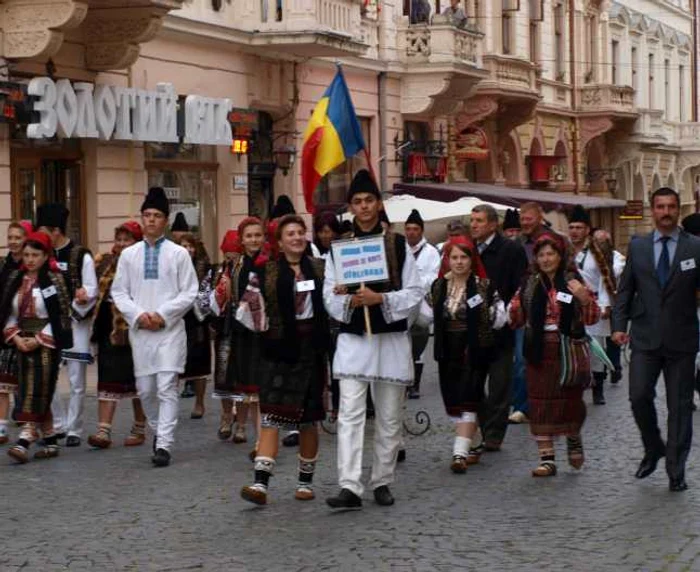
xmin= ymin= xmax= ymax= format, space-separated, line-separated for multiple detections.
xmin=0 ymin=0 xmax=697 ymax=255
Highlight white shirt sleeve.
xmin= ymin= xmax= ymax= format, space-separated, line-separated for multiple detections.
xmin=323 ymin=252 xmax=353 ymax=323
xmin=613 ymin=251 xmax=626 ymax=281
xmin=380 ymin=244 xmax=424 ymax=323
xmin=111 ymin=250 xmax=145 ymax=329
xmin=597 ymin=275 xmax=611 ymax=309
xmin=417 ymin=245 xmax=441 ymax=294
xmin=72 ymin=253 xmax=98 ymax=317
xmin=155 ymin=248 xmax=199 ymax=328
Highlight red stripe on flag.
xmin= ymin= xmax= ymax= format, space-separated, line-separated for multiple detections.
xmin=301 ymin=126 xmax=325 ymax=214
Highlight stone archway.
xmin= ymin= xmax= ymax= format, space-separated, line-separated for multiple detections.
xmin=651 ymin=173 xmax=662 ymax=195
xmin=633 ymin=171 xmax=645 ymax=201
xmin=586 ymin=137 xmax=606 ymax=194
xmin=502 ymin=131 xmax=524 ymax=186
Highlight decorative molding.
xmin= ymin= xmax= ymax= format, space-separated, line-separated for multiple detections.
xmin=454 ymin=96 xmax=498 ymax=130
xmin=580 ymin=117 xmax=614 ymax=150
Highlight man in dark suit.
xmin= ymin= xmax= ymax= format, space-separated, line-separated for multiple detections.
xmin=612 ymin=187 xmax=700 ymax=492
xmin=470 ymin=204 xmax=529 ymax=455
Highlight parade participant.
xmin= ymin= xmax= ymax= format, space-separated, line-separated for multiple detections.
xmin=2 ymin=232 xmax=73 ymax=462
xmin=568 ymin=205 xmax=616 ymax=405
xmin=681 ymin=215 xmax=700 ymax=407
xmin=437 ymin=219 xmax=466 ymax=253
xmin=240 ymin=215 xmax=329 ymax=505
xmin=170 ymin=212 xmax=190 ymax=243
xmin=404 ymin=209 xmax=440 ymax=400
xmin=0 ymin=221 xmax=31 ymax=444
xmin=211 ymin=218 xmax=265 ymax=447
xmin=211 ymin=229 xmax=241 ymax=441
xmin=612 ymin=187 xmax=700 ymax=492
xmin=87 ymin=222 xmax=147 ymax=449
xmin=111 ymin=187 xmax=199 ymax=467
xmin=592 ymin=229 xmax=626 ymax=385
xmin=502 ymin=209 xmax=521 ymax=240
xmin=37 ymin=204 xmax=97 ymax=447
xmin=324 ymin=170 xmax=423 ymax=509
xmin=432 ymin=236 xmax=506 ymax=473
xmin=177 ymin=232 xmax=213 ymax=419
xmin=470 ymin=204 xmax=528 ymax=457
xmin=509 ymin=233 xmax=600 ymax=477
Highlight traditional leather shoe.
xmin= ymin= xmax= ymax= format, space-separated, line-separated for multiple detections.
xmin=241 ymin=485 xmax=267 ymax=505
xmin=635 ymin=451 xmax=664 ymax=479
xmin=0 ymin=434 xmax=8 ymax=445
xmin=450 ymin=456 xmax=468 ymax=474
xmin=34 ymin=445 xmax=60 ymax=459
xmin=670 ymin=478 xmax=688 ymax=492
xmin=123 ymin=433 xmax=145 ymax=447
xmin=282 ymin=432 xmax=299 ymax=447
xmin=7 ymin=444 xmax=29 ymax=463
xmin=397 ymin=449 xmax=406 ymax=463
xmin=294 ymin=486 xmax=315 ymax=501
xmin=326 ymin=488 xmax=362 ymax=509
xmin=217 ymin=415 xmax=234 ymax=441
xmin=152 ymin=448 xmax=171 ymax=467
xmin=373 ymin=485 xmax=395 ymax=506
xmin=466 ymin=445 xmax=483 ymax=465
xmin=65 ymin=435 xmax=81 ymax=447
xmin=87 ymin=433 xmax=112 ymax=449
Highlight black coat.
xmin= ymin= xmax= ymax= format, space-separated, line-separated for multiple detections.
xmin=479 ymin=233 xmax=528 ymax=346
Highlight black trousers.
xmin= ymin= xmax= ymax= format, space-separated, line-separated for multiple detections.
xmin=629 ymin=347 xmax=695 ymax=480
xmin=479 ymin=344 xmax=515 ymax=445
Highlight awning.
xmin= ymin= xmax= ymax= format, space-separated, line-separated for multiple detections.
xmin=392 ymin=181 xmax=627 ymax=209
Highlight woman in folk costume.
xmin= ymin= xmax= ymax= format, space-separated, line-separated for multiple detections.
xmin=1 ymin=232 xmax=73 ymax=463
xmin=87 ymin=222 xmax=148 ymax=449
xmin=211 ymin=219 xmax=266 ymax=448
xmin=508 ymin=233 xmax=600 ymax=477
xmin=432 ymin=236 xmax=507 ymax=473
xmin=177 ymin=232 xmax=213 ymax=419
xmin=0 ymin=220 xmax=32 ymax=444
xmin=240 ymin=215 xmax=329 ymax=506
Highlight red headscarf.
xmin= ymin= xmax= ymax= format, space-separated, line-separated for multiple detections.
xmin=237 ymin=216 xmax=264 ymax=237
xmin=116 ymin=220 xmax=143 ymax=242
xmin=439 ymin=236 xmax=487 ymax=279
xmin=23 ymin=231 xmax=60 ymax=272
xmin=220 ymin=230 xmax=241 ymax=254
xmin=19 ymin=220 xmax=33 ymax=235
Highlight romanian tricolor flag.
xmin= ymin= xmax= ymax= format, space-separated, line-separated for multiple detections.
xmin=302 ymin=68 xmax=366 ymax=213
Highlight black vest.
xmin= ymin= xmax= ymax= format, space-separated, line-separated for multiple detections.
xmin=54 ymin=240 xmax=90 ymax=299
xmin=338 ymin=229 xmax=408 ymax=336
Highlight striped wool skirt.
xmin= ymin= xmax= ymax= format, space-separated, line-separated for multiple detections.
xmin=0 ymin=345 xmax=19 ymax=394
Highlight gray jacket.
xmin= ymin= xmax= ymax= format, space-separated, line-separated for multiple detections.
xmin=612 ymin=230 xmax=700 ymax=353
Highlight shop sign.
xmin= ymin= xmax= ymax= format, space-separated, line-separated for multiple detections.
xmin=228 ymin=108 xmax=258 ymax=138
xmin=0 ymin=82 xmax=32 ymax=123
xmin=163 ymin=187 xmax=180 ymax=200
xmin=619 ymin=200 xmax=644 ymax=220
xmin=232 ymin=175 xmax=248 ymax=190
xmin=26 ymin=77 xmax=233 ymax=145
xmin=454 ymin=126 xmax=489 ymax=161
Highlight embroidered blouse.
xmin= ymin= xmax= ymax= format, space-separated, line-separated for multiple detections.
xmin=3 ymin=275 xmax=55 ymax=348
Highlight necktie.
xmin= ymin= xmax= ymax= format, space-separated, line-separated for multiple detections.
xmin=478 ymin=242 xmax=486 ymax=254
xmin=657 ymin=236 xmax=670 ymax=288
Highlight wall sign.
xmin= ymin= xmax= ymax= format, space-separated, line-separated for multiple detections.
xmin=27 ymin=77 xmax=233 ymax=145
xmin=619 ymin=200 xmax=644 ymax=220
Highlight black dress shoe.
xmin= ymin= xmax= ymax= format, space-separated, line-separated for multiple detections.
xmin=635 ymin=451 xmax=664 ymax=479
xmin=670 ymin=478 xmax=688 ymax=492
xmin=55 ymin=432 xmax=67 ymax=440
xmin=282 ymin=432 xmax=299 ymax=447
xmin=152 ymin=448 xmax=171 ymax=467
xmin=326 ymin=488 xmax=362 ymax=509
xmin=373 ymin=485 xmax=395 ymax=506
xmin=397 ymin=449 xmax=406 ymax=463
xmin=65 ymin=436 xmax=81 ymax=447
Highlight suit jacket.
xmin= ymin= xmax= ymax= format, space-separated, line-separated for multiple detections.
xmin=612 ymin=229 xmax=700 ymax=353
xmin=480 ymin=233 xmax=528 ymax=346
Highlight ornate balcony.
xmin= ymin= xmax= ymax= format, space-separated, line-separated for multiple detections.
xmin=397 ymin=18 xmax=486 ymax=116
xmin=173 ymin=0 xmax=368 ymax=57
xmin=578 ymin=84 xmax=637 ymax=117
xmin=2 ymin=0 xmax=185 ymax=71
xmin=629 ymin=109 xmax=666 ymax=145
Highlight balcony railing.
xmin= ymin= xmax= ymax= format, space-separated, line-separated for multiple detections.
xmin=480 ymin=54 xmax=537 ymax=93
xmin=578 ymin=84 xmax=635 ymax=114
xmin=398 ymin=18 xmax=483 ymax=68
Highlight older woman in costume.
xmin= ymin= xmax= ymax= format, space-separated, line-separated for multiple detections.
xmin=177 ymin=232 xmax=213 ymax=419
xmin=509 ymin=233 xmax=600 ymax=477
xmin=240 ymin=215 xmax=329 ymax=505
xmin=432 ymin=237 xmax=506 ymax=473
xmin=1 ymin=231 xmax=72 ymax=463
xmin=211 ymin=218 xmax=267 ymax=448
xmin=0 ymin=220 xmax=32 ymax=444
xmin=87 ymin=222 xmax=147 ymax=449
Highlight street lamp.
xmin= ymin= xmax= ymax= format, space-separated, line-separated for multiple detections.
xmin=273 ymin=144 xmax=296 ymax=176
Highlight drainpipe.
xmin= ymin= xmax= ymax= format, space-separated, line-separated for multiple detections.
xmin=693 ymin=0 xmax=698 ymax=122
xmin=378 ymin=71 xmax=388 ymax=191
xmin=569 ymin=0 xmax=580 ymax=194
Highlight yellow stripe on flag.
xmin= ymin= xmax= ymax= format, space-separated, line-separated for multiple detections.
xmin=303 ymin=96 xmax=346 ymax=177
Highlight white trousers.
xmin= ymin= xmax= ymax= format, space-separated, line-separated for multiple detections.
xmin=136 ymin=372 xmax=179 ymax=452
xmin=337 ymin=378 xmax=405 ymax=497
xmin=51 ymin=360 xmax=87 ymax=437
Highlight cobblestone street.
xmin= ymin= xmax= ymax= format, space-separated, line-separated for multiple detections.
xmin=3 ymin=348 xmax=700 ymax=572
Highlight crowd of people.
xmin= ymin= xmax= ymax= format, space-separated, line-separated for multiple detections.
xmin=1 ymin=175 xmax=700 ymax=501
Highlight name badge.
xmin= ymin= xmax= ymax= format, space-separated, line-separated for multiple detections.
xmin=556 ymin=291 xmax=573 ymax=304
xmin=681 ymin=258 xmax=696 ymax=272
xmin=41 ymin=285 xmax=57 ymax=298
xmin=32 ymin=288 xmax=41 ymax=297
xmin=56 ymin=262 xmax=68 ymax=272
xmin=575 ymin=251 xmax=585 ymax=265
xmin=296 ymin=280 xmax=315 ymax=293
xmin=467 ymin=294 xmax=484 ymax=308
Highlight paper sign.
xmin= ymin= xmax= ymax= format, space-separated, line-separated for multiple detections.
xmin=331 ymin=235 xmax=389 ymax=286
